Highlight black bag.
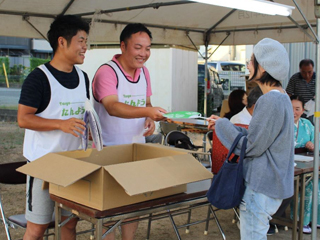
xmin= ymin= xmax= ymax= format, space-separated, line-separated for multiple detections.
xmin=206 ymin=132 xmax=247 ymax=209
xmin=174 ymin=138 xmax=195 ymax=150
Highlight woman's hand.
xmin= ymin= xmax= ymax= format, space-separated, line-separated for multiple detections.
xmin=305 ymin=141 xmax=314 ymax=152
xmin=207 ymin=115 xmax=221 ymax=130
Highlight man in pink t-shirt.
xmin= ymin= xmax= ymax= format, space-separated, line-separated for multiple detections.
xmin=92 ymin=23 xmax=166 ymax=240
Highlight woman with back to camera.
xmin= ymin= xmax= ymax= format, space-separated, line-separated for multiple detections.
xmin=290 ymin=94 xmax=320 ymax=234
xmin=224 ymin=89 xmax=247 ymax=120
xmin=208 ymin=38 xmax=294 ymax=239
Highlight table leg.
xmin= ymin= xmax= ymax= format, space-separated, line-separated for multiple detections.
xmin=146 ymin=213 xmax=152 ymax=240
xmin=298 ymin=173 xmax=307 ymax=240
xmin=95 ymin=218 xmax=103 ymax=240
xmin=167 ymin=209 xmax=182 ymax=240
xmin=202 ymin=134 xmax=207 ymax=154
xmin=209 ymin=206 xmax=226 ymax=240
xmin=292 ymin=175 xmax=299 ymax=240
xmin=204 ymin=206 xmax=211 ymax=235
xmin=54 ymin=202 xmax=62 ymax=240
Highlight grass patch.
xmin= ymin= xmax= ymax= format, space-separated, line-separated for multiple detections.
xmin=0 ymin=122 xmax=24 ymax=150
xmin=0 ymin=105 xmax=18 ymax=110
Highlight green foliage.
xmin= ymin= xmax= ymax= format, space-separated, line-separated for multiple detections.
xmin=0 ymin=58 xmax=29 ymax=86
xmin=9 ymin=64 xmax=26 ymax=75
xmin=30 ymin=57 xmax=50 ymax=72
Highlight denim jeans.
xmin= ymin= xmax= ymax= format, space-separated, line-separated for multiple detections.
xmin=239 ymin=184 xmax=282 ymax=240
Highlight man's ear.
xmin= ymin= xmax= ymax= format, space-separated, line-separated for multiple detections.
xmin=57 ymin=36 xmax=67 ymax=49
xmin=120 ymin=41 xmax=126 ymax=52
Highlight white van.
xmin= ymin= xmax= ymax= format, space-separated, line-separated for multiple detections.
xmin=207 ymin=61 xmax=246 ymax=95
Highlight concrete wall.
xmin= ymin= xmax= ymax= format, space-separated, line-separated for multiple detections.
xmin=79 ymin=47 xmax=198 ymax=113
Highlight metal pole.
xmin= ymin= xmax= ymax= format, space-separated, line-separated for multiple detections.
xmin=311 ymin=2 xmax=320 ymax=239
xmin=204 ymin=44 xmax=208 ymax=117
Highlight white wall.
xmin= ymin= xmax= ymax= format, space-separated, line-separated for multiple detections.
xmin=78 ymin=47 xmax=198 ymax=113
xmin=31 ymin=39 xmax=52 ymax=51
xmin=171 ymin=48 xmax=198 ymax=112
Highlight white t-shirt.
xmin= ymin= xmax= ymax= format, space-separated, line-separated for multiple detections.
xmin=230 ymin=107 xmax=252 ymax=125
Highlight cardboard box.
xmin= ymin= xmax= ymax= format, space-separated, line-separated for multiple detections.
xmin=18 ymin=143 xmax=213 ymax=210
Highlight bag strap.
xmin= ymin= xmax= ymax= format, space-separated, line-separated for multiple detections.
xmin=227 ymin=133 xmax=248 ymax=164
xmin=226 ymin=133 xmax=244 ymax=160
xmin=237 ymin=136 xmax=247 ymax=164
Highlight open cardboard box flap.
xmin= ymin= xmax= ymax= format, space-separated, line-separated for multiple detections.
xmin=104 ymin=154 xmax=213 ymax=196
xmin=17 ymin=153 xmax=100 ymax=187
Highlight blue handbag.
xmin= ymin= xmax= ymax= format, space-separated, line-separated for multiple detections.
xmin=206 ymin=132 xmax=247 ymax=209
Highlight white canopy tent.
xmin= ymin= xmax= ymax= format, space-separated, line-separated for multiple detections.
xmin=0 ymin=1 xmax=319 ymax=239
xmin=0 ymin=0 xmax=317 ymax=46
xmin=0 ymin=0 xmax=317 ymax=116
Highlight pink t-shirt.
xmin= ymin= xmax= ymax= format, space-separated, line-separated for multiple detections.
xmin=93 ymin=54 xmax=152 ymax=102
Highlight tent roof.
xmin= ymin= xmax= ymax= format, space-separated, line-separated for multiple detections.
xmin=0 ymin=0 xmax=316 ymax=47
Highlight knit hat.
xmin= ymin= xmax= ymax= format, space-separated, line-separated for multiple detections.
xmin=253 ymin=38 xmax=289 ymax=82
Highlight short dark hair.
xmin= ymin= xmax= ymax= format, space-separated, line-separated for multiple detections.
xmin=290 ymin=95 xmax=305 ymax=109
xmin=299 ymin=59 xmax=314 ymax=68
xmin=249 ymin=55 xmax=282 ymax=87
xmin=247 ymin=86 xmax=263 ymax=108
xmin=224 ymin=89 xmax=247 ymax=119
xmin=47 ymin=15 xmax=90 ymax=53
xmin=120 ymin=23 xmax=152 ymax=44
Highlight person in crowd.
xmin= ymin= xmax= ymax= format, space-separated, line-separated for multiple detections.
xmin=92 ymin=23 xmax=166 ymax=240
xmin=17 ymin=15 xmax=90 ymax=240
xmin=230 ymin=86 xmax=263 ymax=125
xmin=290 ymin=94 xmax=320 ymax=234
xmin=291 ymin=95 xmax=315 ymax=151
xmin=286 ymin=59 xmax=315 ymax=123
xmin=224 ymin=89 xmax=247 ymax=120
xmin=208 ymin=38 xmax=294 ymax=240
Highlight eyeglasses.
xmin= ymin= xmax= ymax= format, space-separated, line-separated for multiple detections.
xmin=246 ymin=58 xmax=254 ymax=66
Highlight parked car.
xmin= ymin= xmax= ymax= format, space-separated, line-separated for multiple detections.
xmin=198 ymin=64 xmax=224 ymax=116
xmin=207 ymin=61 xmax=246 ymax=93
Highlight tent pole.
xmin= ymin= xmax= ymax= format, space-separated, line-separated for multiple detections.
xmin=22 ymin=16 xmax=47 ymax=40
xmin=186 ymin=33 xmax=205 ymax=59
xmin=204 ymin=44 xmax=208 ymax=117
xmin=311 ymin=3 xmax=320 ymax=239
xmin=287 ymin=16 xmax=317 ymax=43
xmin=293 ymin=0 xmax=319 ymax=42
xmin=207 ymin=33 xmax=230 ymax=60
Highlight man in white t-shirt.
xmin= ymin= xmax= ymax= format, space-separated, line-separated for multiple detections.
xmin=230 ymin=86 xmax=263 ymax=124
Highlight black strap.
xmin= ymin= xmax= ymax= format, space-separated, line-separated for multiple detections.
xmin=238 ymin=137 xmax=248 ymax=164
xmin=226 ymin=133 xmax=247 ymax=164
xmin=27 ymin=176 xmax=34 ymax=211
xmin=226 ymin=133 xmax=243 ymax=159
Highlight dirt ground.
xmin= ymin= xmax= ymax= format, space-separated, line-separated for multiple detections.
xmin=0 ymin=122 xmax=318 ymax=240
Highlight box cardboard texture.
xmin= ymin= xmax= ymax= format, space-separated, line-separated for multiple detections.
xmin=18 ymin=144 xmax=213 ymax=210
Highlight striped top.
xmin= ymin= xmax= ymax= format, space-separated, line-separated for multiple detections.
xmin=286 ymin=72 xmax=315 ymax=102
